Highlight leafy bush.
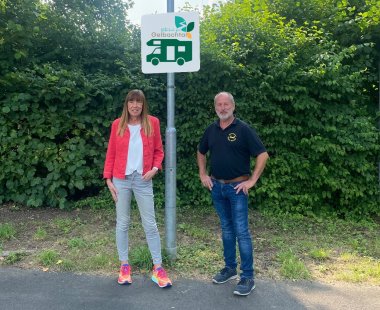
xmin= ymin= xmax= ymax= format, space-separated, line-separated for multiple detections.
xmin=0 ymin=0 xmax=143 ymax=208
xmin=1 ymin=0 xmax=379 ymax=220
xmin=173 ymin=0 xmax=380 ymax=218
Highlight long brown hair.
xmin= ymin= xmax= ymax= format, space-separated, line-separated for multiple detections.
xmin=117 ymin=89 xmax=152 ymax=136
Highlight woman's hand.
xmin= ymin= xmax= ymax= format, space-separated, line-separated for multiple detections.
xmin=142 ymin=168 xmax=158 ymax=181
xmin=106 ymin=179 xmax=118 ymax=202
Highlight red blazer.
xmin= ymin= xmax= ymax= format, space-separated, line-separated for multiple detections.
xmin=103 ymin=115 xmax=164 ymax=179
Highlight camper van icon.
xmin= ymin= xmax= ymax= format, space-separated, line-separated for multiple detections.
xmin=146 ymin=39 xmax=192 ymax=66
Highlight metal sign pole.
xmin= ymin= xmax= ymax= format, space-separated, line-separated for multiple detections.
xmin=165 ymin=0 xmax=177 ymax=260
xmin=378 ymin=60 xmax=380 ymax=188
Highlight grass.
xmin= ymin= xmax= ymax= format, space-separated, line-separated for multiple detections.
xmin=176 ymin=243 xmax=222 ymax=278
xmin=309 ymin=248 xmax=330 ymax=261
xmin=39 ymin=250 xmax=60 ymax=267
xmin=34 ymin=227 xmax=47 ymax=240
xmin=85 ymin=253 xmax=117 ymax=270
xmin=334 ymin=254 xmax=380 ymax=283
xmin=277 ymin=250 xmax=311 ymax=280
xmin=0 ymin=223 xmax=16 ymax=240
xmin=67 ymin=237 xmax=87 ymax=249
xmin=1 ymin=203 xmax=379 ymax=285
xmin=53 ymin=218 xmax=81 ymax=234
xmin=129 ymin=245 xmax=154 ymax=271
xmin=59 ymin=259 xmax=76 ymax=272
xmin=178 ymin=223 xmax=211 ymax=240
xmin=4 ymin=251 xmax=27 ymax=264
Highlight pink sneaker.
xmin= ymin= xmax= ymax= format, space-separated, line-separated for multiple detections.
xmin=118 ymin=264 xmax=132 ymax=285
xmin=151 ymin=267 xmax=172 ymax=288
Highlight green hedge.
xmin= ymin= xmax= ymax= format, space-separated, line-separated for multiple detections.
xmin=1 ymin=0 xmax=379 ymax=219
xmin=173 ymin=1 xmax=380 ymax=218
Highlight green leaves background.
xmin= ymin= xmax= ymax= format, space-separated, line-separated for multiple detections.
xmin=1 ymin=0 xmax=379 ymax=219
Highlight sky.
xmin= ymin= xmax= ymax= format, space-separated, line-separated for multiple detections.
xmin=127 ymin=0 xmax=226 ymax=25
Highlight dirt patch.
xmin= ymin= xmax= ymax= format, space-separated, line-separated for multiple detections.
xmin=1 ymin=204 xmax=97 ymax=251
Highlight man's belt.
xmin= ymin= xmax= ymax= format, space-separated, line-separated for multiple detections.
xmin=211 ymin=175 xmax=249 ymax=184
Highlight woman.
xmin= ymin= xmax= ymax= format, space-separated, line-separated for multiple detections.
xmin=103 ymin=89 xmax=172 ymax=288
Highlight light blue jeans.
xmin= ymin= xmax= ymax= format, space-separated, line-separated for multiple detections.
xmin=113 ymin=171 xmax=162 ymax=265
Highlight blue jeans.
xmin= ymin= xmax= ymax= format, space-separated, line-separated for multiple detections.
xmin=211 ymin=179 xmax=254 ymax=279
xmin=113 ymin=172 xmax=162 ymax=265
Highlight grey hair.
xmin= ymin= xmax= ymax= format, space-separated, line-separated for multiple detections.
xmin=214 ymin=91 xmax=235 ymax=105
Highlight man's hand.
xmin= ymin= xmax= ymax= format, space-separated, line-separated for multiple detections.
xmin=235 ymin=152 xmax=269 ymax=195
xmin=106 ymin=179 xmax=118 ymax=202
xmin=234 ymin=179 xmax=255 ymax=195
xmin=200 ymin=174 xmax=213 ymax=191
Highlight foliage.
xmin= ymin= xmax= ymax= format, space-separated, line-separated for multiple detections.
xmin=174 ymin=0 xmax=379 ymax=218
xmin=0 ymin=0 xmax=379 ymax=219
xmin=0 ymin=0 xmax=145 ymax=208
xmin=0 ymin=63 xmax=130 ymax=207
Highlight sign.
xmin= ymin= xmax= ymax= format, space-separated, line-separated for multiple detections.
xmin=141 ymin=12 xmax=200 ymax=74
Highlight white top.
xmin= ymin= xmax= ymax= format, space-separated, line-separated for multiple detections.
xmin=125 ymin=124 xmax=143 ymax=175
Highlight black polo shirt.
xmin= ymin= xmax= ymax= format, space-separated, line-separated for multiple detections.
xmin=198 ymin=118 xmax=266 ymax=180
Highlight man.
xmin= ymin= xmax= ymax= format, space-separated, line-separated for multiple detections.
xmin=197 ymin=91 xmax=269 ymax=296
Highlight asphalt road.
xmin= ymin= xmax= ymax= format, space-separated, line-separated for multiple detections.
xmin=0 ymin=267 xmax=379 ymax=310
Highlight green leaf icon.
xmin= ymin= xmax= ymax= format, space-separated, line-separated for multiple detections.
xmin=175 ymin=16 xmax=187 ymax=32
xmin=186 ymin=22 xmax=194 ymax=32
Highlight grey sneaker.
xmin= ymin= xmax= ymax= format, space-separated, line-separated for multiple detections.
xmin=233 ymin=278 xmax=255 ymax=296
xmin=212 ymin=267 xmax=238 ymax=284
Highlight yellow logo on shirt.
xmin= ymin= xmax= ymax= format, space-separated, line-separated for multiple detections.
xmin=228 ymin=133 xmax=237 ymax=142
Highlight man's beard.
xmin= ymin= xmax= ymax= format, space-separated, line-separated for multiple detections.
xmin=217 ymin=111 xmax=233 ymax=121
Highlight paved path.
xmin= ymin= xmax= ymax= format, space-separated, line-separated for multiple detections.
xmin=0 ymin=267 xmax=379 ymax=310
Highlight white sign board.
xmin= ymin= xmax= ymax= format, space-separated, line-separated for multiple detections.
xmin=141 ymin=12 xmax=200 ymax=74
